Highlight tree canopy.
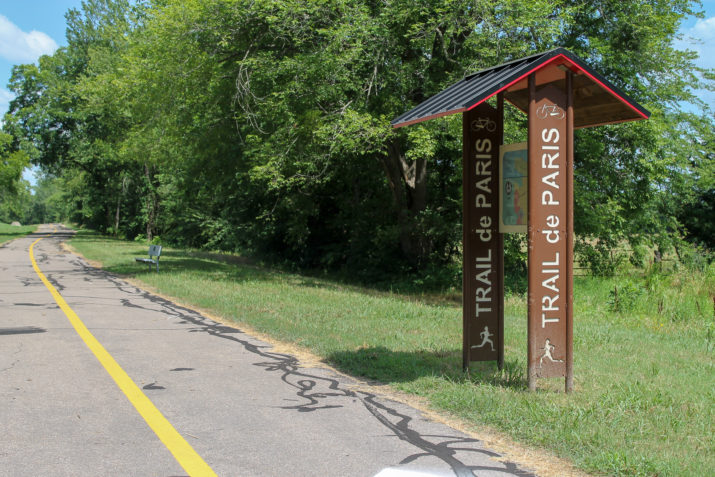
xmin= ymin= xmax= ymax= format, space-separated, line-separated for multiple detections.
xmin=2 ymin=0 xmax=713 ymax=282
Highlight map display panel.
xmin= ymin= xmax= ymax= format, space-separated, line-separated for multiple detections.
xmin=499 ymin=142 xmax=528 ymax=233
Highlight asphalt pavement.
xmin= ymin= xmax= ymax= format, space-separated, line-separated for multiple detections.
xmin=0 ymin=224 xmax=538 ymax=476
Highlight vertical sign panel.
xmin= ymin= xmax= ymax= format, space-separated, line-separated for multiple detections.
xmin=463 ymin=102 xmax=503 ymax=368
xmin=528 ymin=81 xmax=568 ymax=383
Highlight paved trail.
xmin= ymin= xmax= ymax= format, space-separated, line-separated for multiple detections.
xmin=0 ymin=225 xmax=537 ymax=476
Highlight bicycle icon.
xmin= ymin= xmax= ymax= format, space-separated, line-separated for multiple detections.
xmin=471 ymin=117 xmax=497 ymax=132
xmin=536 ymin=103 xmax=565 ymax=120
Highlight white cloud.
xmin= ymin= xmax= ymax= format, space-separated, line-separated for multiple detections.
xmin=0 ymin=15 xmax=58 ymax=64
xmin=0 ymin=87 xmax=14 ymax=117
xmin=689 ymin=16 xmax=715 ymax=40
xmin=677 ymin=16 xmax=715 ymax=70
xmin=674 ymin=16 xmax=715 ymax=110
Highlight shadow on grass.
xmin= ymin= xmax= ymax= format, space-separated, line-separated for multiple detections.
xmin=161 ymin=249 xmax=255 ymax=266
xmin=101 ymin=250 xmax=280 ymax=285
xmin=0 ymin=227 xmax=40 ymax=244
xmin=327 ymin=346 xmax=528 ymax=390
xmin=71 ymin=229 xmax=465 ymax=307
xmin=0 ymin=231 xmax=33 ymax=238
xmin=70 ymin=231 xmax=528 ymax=391
xmin=97 ymin=246 xmax=364 ymax=295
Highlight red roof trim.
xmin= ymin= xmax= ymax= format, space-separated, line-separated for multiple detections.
xmin=391 ymin=48 xmax=650 ymax=129
xmin=569 ymin=56 xmax=649 ymax=120
xmin=465 ymin=53 xmax=649 ymax=121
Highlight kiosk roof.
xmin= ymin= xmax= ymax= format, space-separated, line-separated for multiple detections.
xmin=391 ymin=48 xmax=650 ymax=129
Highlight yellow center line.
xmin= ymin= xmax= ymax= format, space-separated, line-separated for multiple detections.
xmin=30 ymin=236 xmax=217 ymax=477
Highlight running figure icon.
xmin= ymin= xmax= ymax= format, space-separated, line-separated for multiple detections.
xmin=471 ymin=326 xmax=495 ymax=352
xmin=538 ymin=338 xmax=564 ymax=367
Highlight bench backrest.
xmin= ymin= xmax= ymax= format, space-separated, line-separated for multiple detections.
xmin=148 ymin=244 xmax=162 ymax=257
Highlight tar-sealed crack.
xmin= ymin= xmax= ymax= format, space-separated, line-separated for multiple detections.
xmin=49 ymin=238 xmax=536 ymax=477
xmin=1 ymin=343 xmax=23 ymax=373
xmin=105 ymin=279 xmax=535 ymax=476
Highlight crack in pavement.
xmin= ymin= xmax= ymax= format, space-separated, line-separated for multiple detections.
xmin=31 ymin=233 xmax=536 ymax=477
xmin=104 ymin=277 xmax=535 ymax=476
xmin=1 ymin=342 xmax=23 ymax=373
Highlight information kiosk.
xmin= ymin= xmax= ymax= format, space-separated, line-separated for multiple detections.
xmin=392 ymin=48 xmax=650 ymax=391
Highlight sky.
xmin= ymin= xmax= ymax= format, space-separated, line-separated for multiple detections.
xmin=1 ymin=1 xmax=714 ymax=184
xmin=0 ymin=1 xmax=83 ymax=116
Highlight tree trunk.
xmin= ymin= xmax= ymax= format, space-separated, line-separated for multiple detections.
xmin=114 ymin=195 xmax=120 ymax=237
xmin=114 ymin=175 xmax=128 ymax=238
xmin=144 ymin=163 xmax=158 ymax=242
xmin=383 ymin=139 xmax=429 ymax=262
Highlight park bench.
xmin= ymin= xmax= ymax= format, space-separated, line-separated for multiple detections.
xmin=135 ymin=244 xmax=162 ymax=272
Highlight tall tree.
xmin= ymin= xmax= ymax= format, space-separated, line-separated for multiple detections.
xmin=3 ymin=0 xmax=712 ymax=279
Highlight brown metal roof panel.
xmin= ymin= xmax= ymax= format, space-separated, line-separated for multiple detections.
xmin=391 ymin=54 xmax=550 ymax=128
xmin=392 ymin=58 xmax=523 ymax=127
xmin=458 ymin=59 xmax=538 ymax=105
xmin=393 ymin=76 xmax=484 ymax=126
xmin=391 ymin=48 xmax=650 ymax=129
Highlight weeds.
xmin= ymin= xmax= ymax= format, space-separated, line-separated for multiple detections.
xmin=608 ymin=280 xmax=644 ymax=312
xmin=467 ymin=359 xmax=527 ymax=388
xmin=706 ymin=318 xmax=715 ymax=353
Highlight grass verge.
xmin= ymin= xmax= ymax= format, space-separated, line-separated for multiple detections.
xmin=0 ymin=223 xmax=37 ymax=245
xmin=68 ymin=229 xmax=714 ymax=477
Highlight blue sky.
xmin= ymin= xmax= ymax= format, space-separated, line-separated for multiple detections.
xmin=0 ymin=1 xmax=83 ymax=116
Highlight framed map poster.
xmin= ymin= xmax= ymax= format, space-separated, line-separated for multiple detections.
xmin=499 ymin=142 xmax=528 ymax=233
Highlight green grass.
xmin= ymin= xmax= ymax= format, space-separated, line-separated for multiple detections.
xmin=68 ymin=229 xmax=714 ymax=477
xmin=0 ymin=222 xmax=37 ymax=245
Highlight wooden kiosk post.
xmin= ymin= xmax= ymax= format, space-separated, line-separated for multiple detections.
xmin=391 ymin=48 xmax=649 ymax=391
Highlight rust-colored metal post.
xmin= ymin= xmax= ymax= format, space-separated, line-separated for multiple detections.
xmin=497 ymin=93 xmax=505 ymax=371
xmin=565 ymin=70 xmax=575 ymax=393
xmin=462 ymin=111 xmax=471 ymax=371
xmin=462 ymin=102 xmax=503 ymax=370
xmin=527 ymin=71 xmax=569 ymax=391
